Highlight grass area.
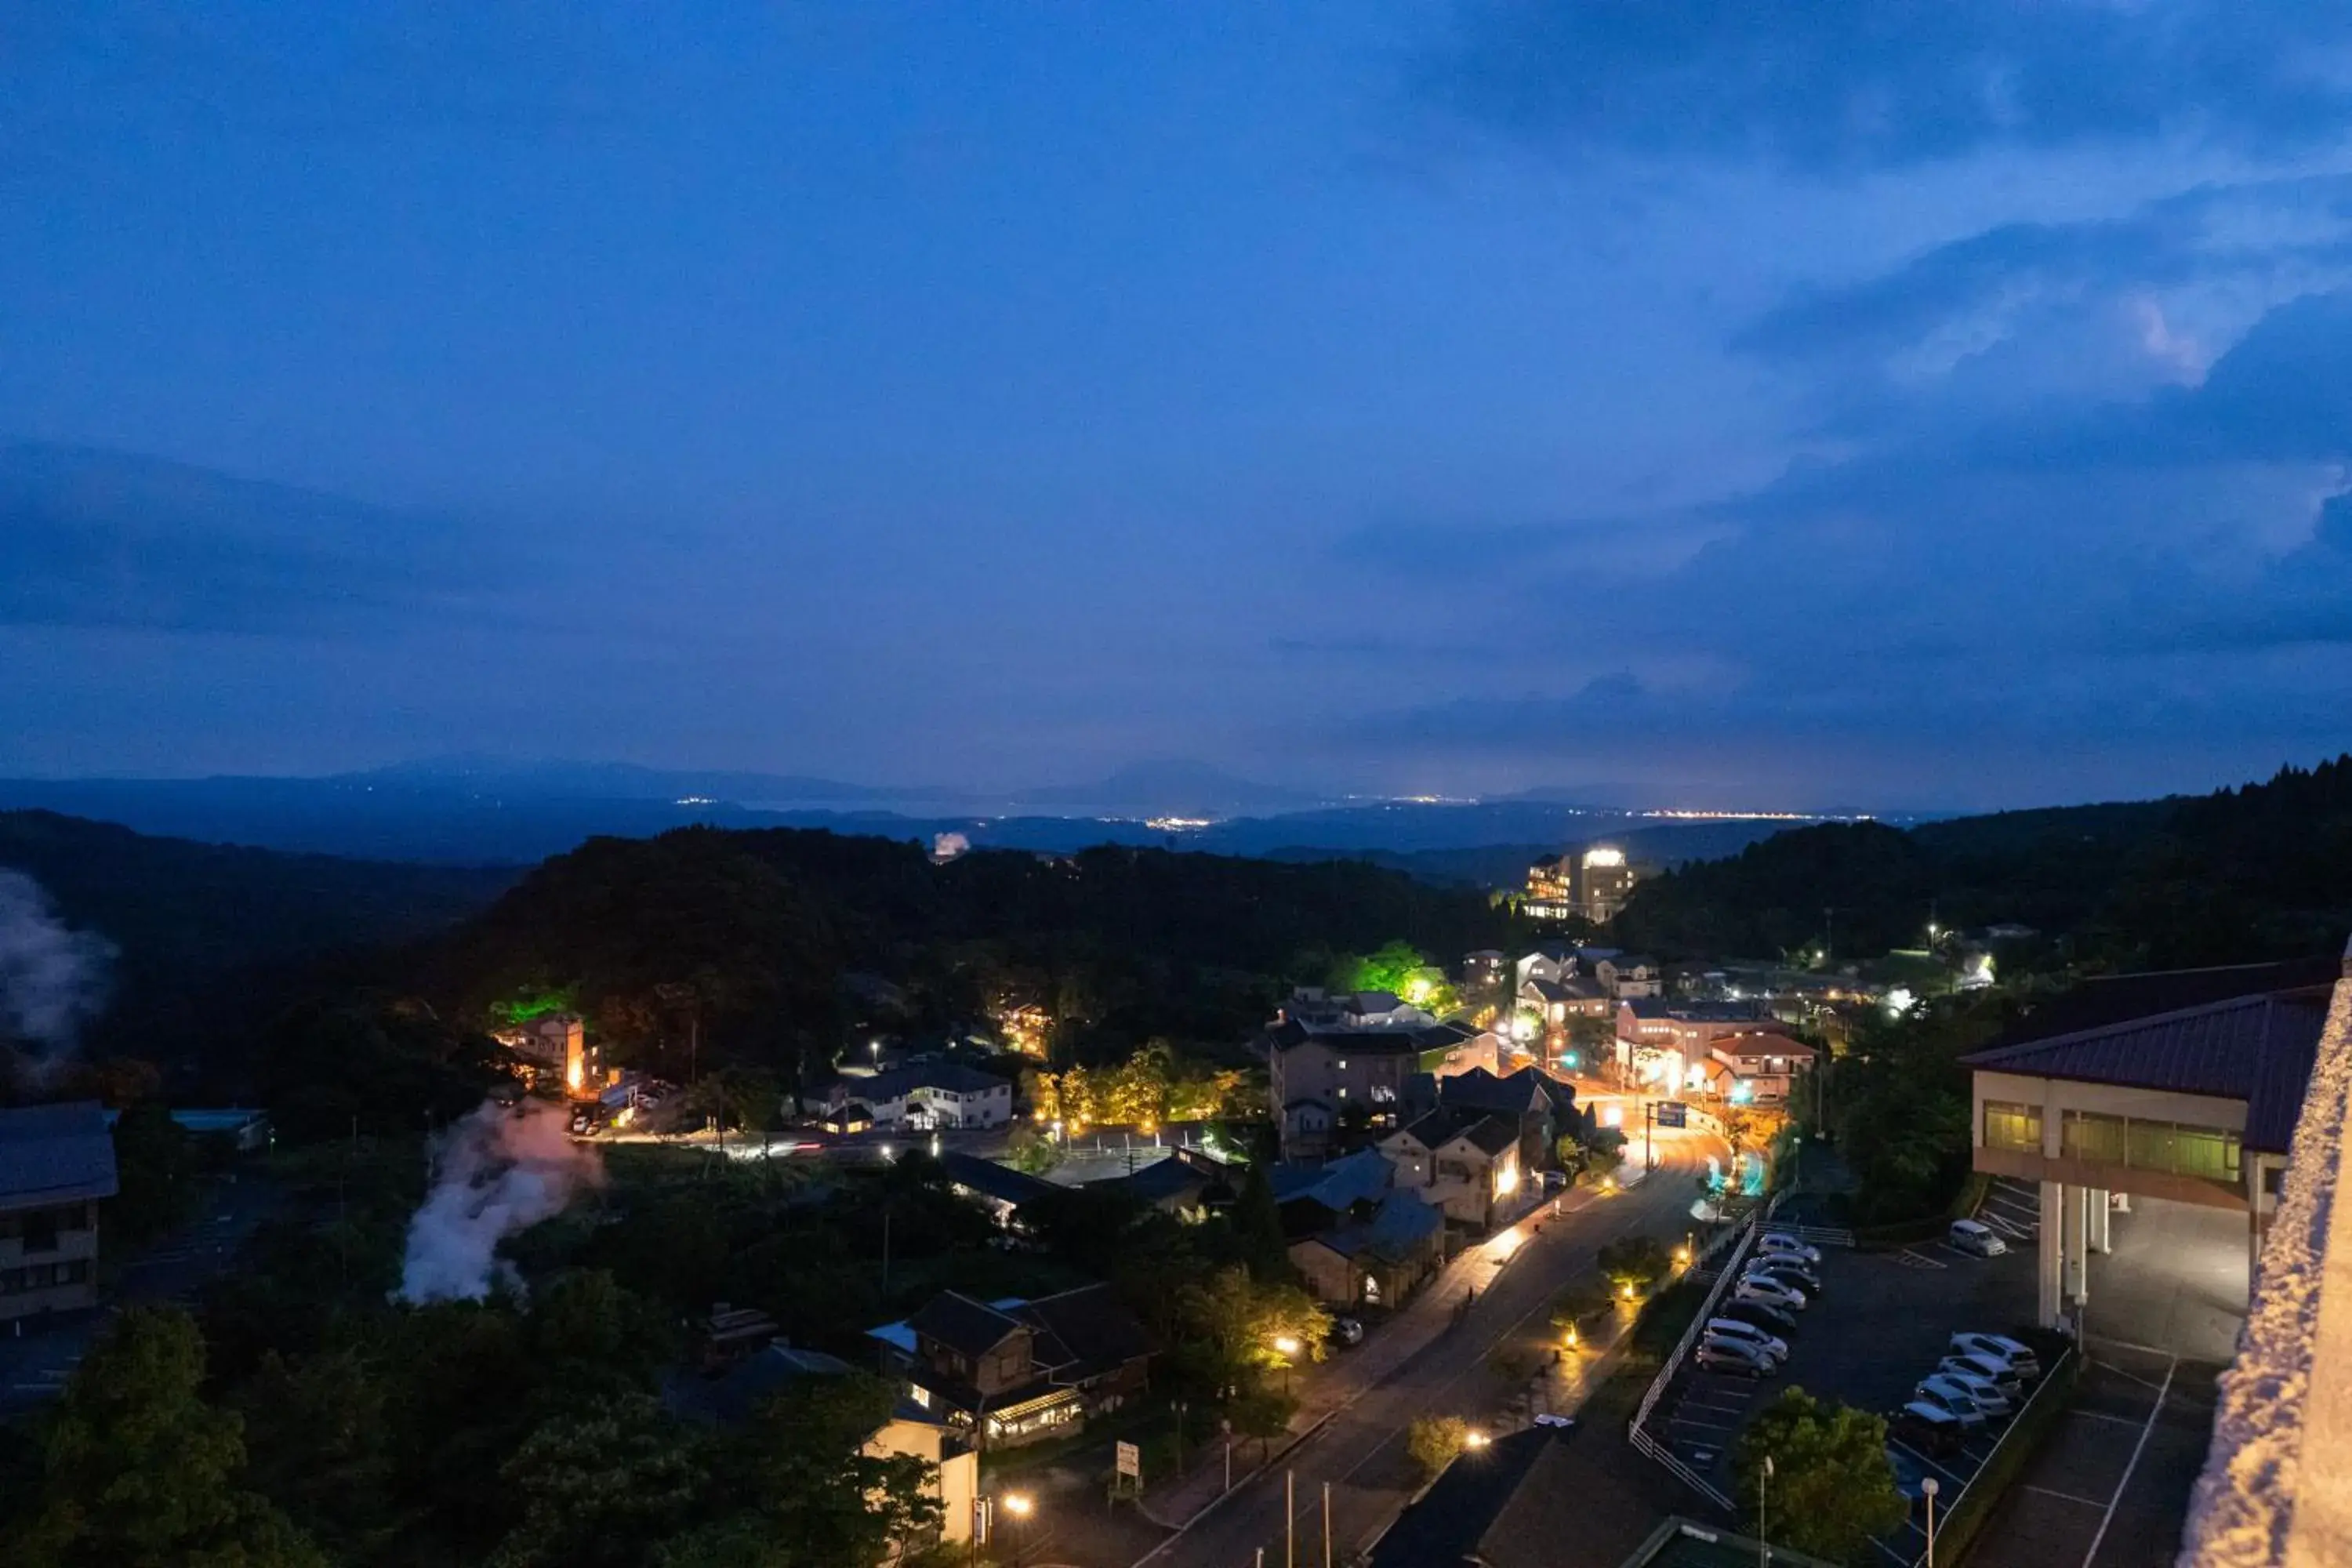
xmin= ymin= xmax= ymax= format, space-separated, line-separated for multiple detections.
xmin=1628 ymin=1276 xmax=1711 ymax=1363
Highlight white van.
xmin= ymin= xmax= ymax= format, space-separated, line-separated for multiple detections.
xmin=1947 ymin=1218 xmax=2007 ymax=1257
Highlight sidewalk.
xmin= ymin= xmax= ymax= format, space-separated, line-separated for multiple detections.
xmin=1134 ymin=1185 xmax=1617 ymax=1530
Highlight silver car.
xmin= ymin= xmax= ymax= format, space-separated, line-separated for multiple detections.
xmin=1912 ymin=1377 xmax=1990 ymax=1428
xmin=1951 ymin=1332 xmax=2041 ymax=1380
xmin=1704 ymin=1317 xmax=1790 ymax=1361
xmin=1931 ymin=1365 xmax=2013 ymax=1417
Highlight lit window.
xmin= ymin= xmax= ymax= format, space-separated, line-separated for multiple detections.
xmin=1337 ymin=1059 xmax=1348 ymax=1070
xmin=1984 ymin=1102 xmax=2042 ymax=1153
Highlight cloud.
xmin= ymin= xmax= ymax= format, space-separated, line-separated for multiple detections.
xmin=1330 ymin=283 xmax=2352 ymax=800
xmin=1735 ymin=179 xmax=2352 ymax=377
xmin=1416 ymin=1 xmax=2352 ymax=174
xmin=0 ymin=444 xmax=486 ymax=635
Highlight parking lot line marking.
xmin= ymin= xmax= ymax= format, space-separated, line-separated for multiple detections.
xmin=2068 ymin=1409 xmax=2149 ymax=1428
xmin=2081 ymin=1355 xmax=2176 ymax=1568
xmin=1886 ymin=1439 xmax=1967 ymax=1483
xmin=2025 ymin=1484 xmax=2107 ymax=1508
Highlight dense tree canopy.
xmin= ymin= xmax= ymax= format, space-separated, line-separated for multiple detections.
xmin=1735 ymin=1388 xmax=1907 ymax=1566
xmin=1614 ymin=757 xmax=2352 ymax=970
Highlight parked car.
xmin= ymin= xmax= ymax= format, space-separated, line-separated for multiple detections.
xmin=1329 ymin=1316 xmax=1365 ymax=1348
xmin=1533 ymin=1413 xmax=1579 ymax=1431
xmin=1694 ymin=1339 xmax=1778 ymax=1378
xmin=1913 ymin=1376 xmax=1991 ymax=1428
xmin=1541 ymin=1170 xmax=1570 ymax=1192
xmin=1941 ymin=1351 xmax=2024 ymax=1398
xmin=1734 ymin=1277 xmax=1809 ymax=1312
xmin=1933 ymin=1365 xmax=2013 ymax=1417
xmin=1951 ymin=1332 xmax=2042 ymax=1380
xmin=1744 ymin=1260 xmax=1821 ymax=1296
xmin=1891 ymin=1403 xmax=1967 ymax=1458
xmin=1757 ymin=1232 xmax=1823 ymax=1266
xmin=1704 ymin=1317 xmax=1789 ymax=1360
xmin=1717 ymin=1297 xmax=1799 ymax=1335
xmin=1947 ymin=1218 xmax=2008 ymax=1257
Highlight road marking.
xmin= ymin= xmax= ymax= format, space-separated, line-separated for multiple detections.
xmin=2026 ymin=1484 xmax=2107 ymax=1508
xmin=2081 ymin=1354 xmax=2176 ymax=1568
xmin=2068 ymin=1409 xmax=2150 ymax=1428
xmin=1886 ymin=1439 xmax=1966 ymax=1483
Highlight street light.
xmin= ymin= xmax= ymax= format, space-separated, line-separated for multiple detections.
xmin=1922 ymin=1477 xmax=1940 ymax=1568
xmin=1759 ymin=1455 xmax=1774 ymax=1568
xmin=1273 ymin=1335 xmax=1301 ymax=1395
xmin=1464 ymin=1429 xmax=1489 ymax=1450
xmin=1002 ymin=1492 xmax=1033 ymax=1568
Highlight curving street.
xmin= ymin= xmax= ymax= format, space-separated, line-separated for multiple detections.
xmin=1102 ymin=1119 xmax=1726 ymax=1568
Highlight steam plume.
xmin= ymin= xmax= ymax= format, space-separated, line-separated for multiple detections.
xmin=397 ymin=1098 xmax=603 ymax=1303
xmin=0 ymin=870 xmax=117 ymax=1058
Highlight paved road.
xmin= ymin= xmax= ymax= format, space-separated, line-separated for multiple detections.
xmin=1124 ymin=1127 xmax=1723 ymax=1568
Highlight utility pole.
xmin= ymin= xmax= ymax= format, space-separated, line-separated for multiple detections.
xmin=1286 ymin=1469 xmax=1295 ymax=1568
xmin=1759 ymin=1454 xmax=1773 ymax=1568
xmin=1821 ymin=909 xmax=1835 ymax=967
xmin=1323 ymin=1481 xmax=1333 ymax=1568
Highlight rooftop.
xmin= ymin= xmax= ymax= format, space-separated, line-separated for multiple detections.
xmin=0 ymin=1102 xmax=118 ymax=1208
xmin=1963 ymin=991 xmax=2329 ymax=1154
xmin=1393 ymin=1105 xmax=1518 ymax=1159
xmin=938 ymin=1150 xmax=1059 ymax=1209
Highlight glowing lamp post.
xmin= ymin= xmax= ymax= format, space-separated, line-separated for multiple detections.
xmin=1003 ymin=1492 xmax=1033 ymax=1568
xmin=1273 ymin=1335 xmax=1301 ymax=1396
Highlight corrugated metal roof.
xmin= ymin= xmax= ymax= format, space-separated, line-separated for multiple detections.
xmin=0 ymin=1102 xmax=118 ymax=1207
xmin=1963 ymin=993 xmax=2328 ymax=1154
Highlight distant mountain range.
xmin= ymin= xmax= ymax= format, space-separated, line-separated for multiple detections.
xmin=0 ymin=757 xmax=1883 ymax=875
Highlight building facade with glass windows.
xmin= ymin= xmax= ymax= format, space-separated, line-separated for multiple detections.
xmin=1965 ymin=989 xmax=2328 ymax=1331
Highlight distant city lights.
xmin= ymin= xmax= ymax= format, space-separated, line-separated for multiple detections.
xmin=1145 ymin=816 xmax=1215 ymax=832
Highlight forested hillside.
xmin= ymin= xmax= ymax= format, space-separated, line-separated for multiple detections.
xmin=1613 ymin=757 xmax=2352 ymax=968
xmin=0 ymin=811 xmax=516 ymax=1075
xmin=428 ymin=826 xmax=1524 ymax=1091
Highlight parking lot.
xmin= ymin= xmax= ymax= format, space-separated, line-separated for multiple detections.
xmin=1649 ymin=1210 xmax=2042 ymax=1563
xmin=1968 ymin=1341 xmax=2223 ymax=1568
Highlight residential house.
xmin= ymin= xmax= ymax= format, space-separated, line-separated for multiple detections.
xmin=1462 ymin=950 xmax=1508 ymax=991
xmin=1593 ymin=954 xmax=1663 ymax=999
xmin=1289 ymin=1189 xmax=1446 ymax=1309
xmin=889 ymin=1285 xmax=1152 ymax=1448
xmin=1519 ymin=975 xmax=1610 ymax=1030
xmin=678 ymin=1341 xmax=982 ymax=1551
xmin=1704 ymin=1033 xmax=1817 ymax=1104
xmin=1513 ymin=943 xmax=1580 ymax=991
xmin=1380 ymin=1107 xmax=1523 ymax=1229
xmin=1265 ymin=1018 xmax=1509 ymax=1159
xmin=823 ymin=1063 xmax=1014 ymax=1131
xmin=1265 ymin=1149 xmax=1446 ymax=1308
xmin=1424 ymin=1066 xmax=1577 ymax=1174
xmin=0 ymin=1102 xmax=116 ymax=1322
xmin=1268 ymin=1149 xmax=1399 ymax=1232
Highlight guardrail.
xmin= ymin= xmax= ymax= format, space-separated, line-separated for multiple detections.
xmin=1769 ymin=1223 xmax=1857 ymax=1247
xmin=1628 ymin=1192 xmax=1794 ymax=1510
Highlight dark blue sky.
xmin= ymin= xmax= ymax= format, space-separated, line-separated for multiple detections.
xmin=5 ymin=2 xmax=2350 ymax=810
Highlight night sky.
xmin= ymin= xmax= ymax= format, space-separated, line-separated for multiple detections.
xmin=5 ymin=3 xmax=2350 ymax=810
